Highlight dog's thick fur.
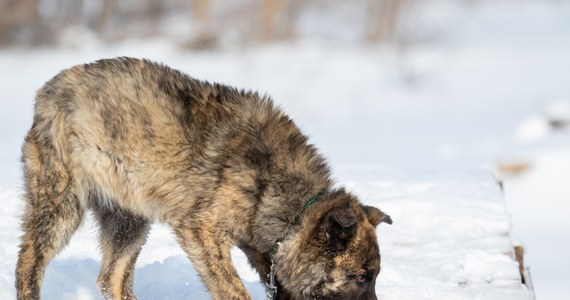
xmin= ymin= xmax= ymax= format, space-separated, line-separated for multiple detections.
xmin=16 ymin=57 xmax=391 ymax=300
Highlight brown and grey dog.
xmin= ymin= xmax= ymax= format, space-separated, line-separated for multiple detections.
xmin=16 ymin=57 xmax=392 ymax=300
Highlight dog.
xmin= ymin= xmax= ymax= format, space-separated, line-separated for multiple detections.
xmin=16 ymin=57 xmax=392 ymax=300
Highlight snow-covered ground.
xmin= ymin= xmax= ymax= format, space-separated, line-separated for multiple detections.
xmin=0 ymin=170 xmax=531 ymax=300
xmin=1 ymin=0 xmax=569 ymax=299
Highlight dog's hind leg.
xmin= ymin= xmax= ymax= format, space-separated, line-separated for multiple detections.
xmin=16 ymin=134 xmax=85 ymax=300
xmin=91 ymin=200 xmax=150 ymax=300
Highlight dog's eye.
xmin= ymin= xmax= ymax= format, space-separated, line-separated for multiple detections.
xmin=348 ymin=274 xmax=370 ymax=286
xmin=357 ymin=275 xmax=370 ymax=285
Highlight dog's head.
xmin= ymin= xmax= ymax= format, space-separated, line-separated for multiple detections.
xmin=274 ymin=190 xmax=392 ymax=299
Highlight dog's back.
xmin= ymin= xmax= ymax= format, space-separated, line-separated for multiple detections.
xmin=29 ymin=58 xmax=325 ymax=216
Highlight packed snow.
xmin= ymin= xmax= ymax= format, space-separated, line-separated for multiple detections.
xmin=2 ymin=0 xmax=570 ymax=299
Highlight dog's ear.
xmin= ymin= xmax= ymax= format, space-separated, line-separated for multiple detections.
xmin=325 ymin=208 xmax=358 ymax=242
xmin=363 ymin=206 xmax=392 ymax=227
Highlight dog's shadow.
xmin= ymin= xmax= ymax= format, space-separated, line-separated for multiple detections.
xmin=42 ymin=255 xmax=265 ymax=299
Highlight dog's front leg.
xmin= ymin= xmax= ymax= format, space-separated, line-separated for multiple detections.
xmin=172 ymin=224 xmax=251 ymax=300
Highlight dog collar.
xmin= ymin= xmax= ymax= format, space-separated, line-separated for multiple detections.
xmin=270 ymin=194 xmax=322 ymax=253
xmin=266 ymin=194 xmax=322 ymax=300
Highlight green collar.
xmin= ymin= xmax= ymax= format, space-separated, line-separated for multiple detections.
xmin=266 ymin=194 xmax=322 ymax=299
xmin=271 ymin=194 xmax=322 ymax=253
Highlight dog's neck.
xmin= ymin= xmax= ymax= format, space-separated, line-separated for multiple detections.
xmin=252 ymin=171 xmax=331 ymax=252
xmin=264 ymin=190 xmax=339 ymax=300
xmin=269 ymin=193 xmax=322 ymax=253
xmin=263 ymin=192 xmax=328 ymax=300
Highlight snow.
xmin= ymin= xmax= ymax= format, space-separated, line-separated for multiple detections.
xmin=2 ymin=0 xmax=570 ymax=299
xmin=0 ymin=171 xmax=530 ymax=300
xmin=515 ymin=116 xmax=551 ymax=144
xmin=501 ymin=148 xmax=570 ymax=300
xmin=340 ymin=170 xmax=529 ymax=299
